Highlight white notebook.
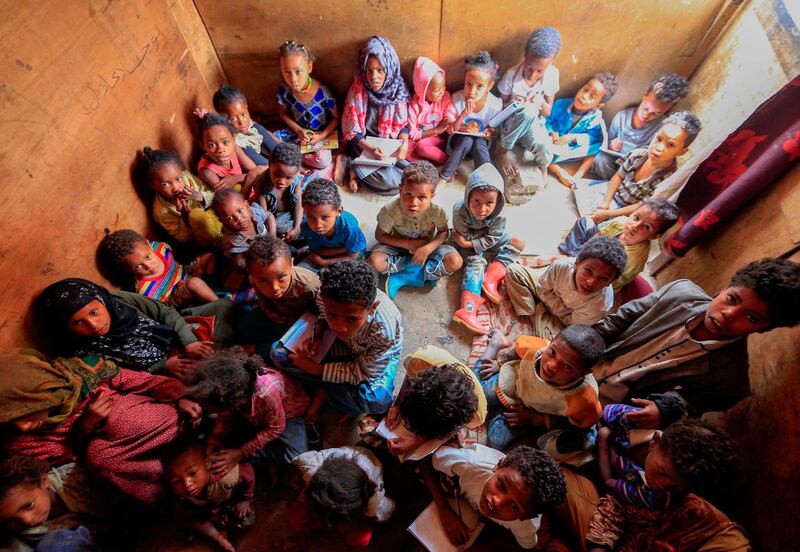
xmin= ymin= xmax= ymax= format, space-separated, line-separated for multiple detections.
xmin=352 ymin=136 xmax=403 ymax=176
xmin=408 ymin=499 xmax=485 ymax=552
xmin=375 ymin=419 xmax=449 ymax=463
xmin=277 ymin=312 xmax=336 ymax=364
xmin=454 ymin=103 xmax=523 ymax=136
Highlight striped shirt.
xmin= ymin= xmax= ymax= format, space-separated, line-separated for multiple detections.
xmin=135 ymin=241 xmax=187 ymax=303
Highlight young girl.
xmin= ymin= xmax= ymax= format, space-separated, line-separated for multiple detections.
xmin=407 ymin=56 xmax=457 ymax=164
xmin=213 ymin=189 xmax=276 ymax=272
xmin=342 ymin=35 xmax=410 ymax=194
xmin=290 ymin=447 xmax=395 ymax=548
xmin=440 ymin=51 xmax=503 ymax=183
xmin=141 ymin=147 xmax=223 ymax=246
xmin=194 ymin=109 xmax=267 ymax=198
xmin=213 ymin=85 xmax=280 ymax=167
xmin=277 ymin=40 xmax=340 ymax=175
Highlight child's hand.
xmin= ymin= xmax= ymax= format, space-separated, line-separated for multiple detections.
xmin=208 ymin=448 xmax=244 ymax=477
xmin=588 ymin=209 xmax=613 ymax=224
xmin=185 ymin=341 xmax=215 ymax=359
xmin=177 ymin=399 xmax=203 ymax=427
xmin=236 ymin=499 xmax=255 ymax=520
xmin=385 ymin=405 xmax=401 ymax=430
xmin=550 ymin=132 xmax=560 ymax=142
xmin=436 ymin=120 xmax=450 ymax=135
xmin=555 ymin=134 xmax=571 ymax=146
xmin=411 ymin=245 xmax=431 ymax=267
xmin=306 ymin=251 xmax=327 ymax=267
xmin=370 ymin=145 xmax=385 ymax=160
xmin=464 ymin=99 xmax=477 ymax=113
xmin=477 ymin=358 xmax=500 ymax=379
xmin=215 ymin=175 xmax=240 ymax=191
xmin=283 ymin=226 xmax=301 ymax=242
xmin=496 ymin=345 xmax=517 ymax=364
xmin=299 ymin=335 xmax=320 ymax=359
xmin=623 ymin=398 xmax=662 ymax=428
xmin=80 ymin=392 xmax=113 ymax=433
xmin=440 ymin=505 xmax=472 ymax=546
xmin=610 ymin=138 xmax=623 ymax=152
xmin=503 ymin=406 xmax=546 ymax=428
xmin=166 ymin=355 xmax=196 ymax=381
xmin=288 ymin=353 xmax=324 ymax=375
xmin=464 ymin=121 xmax=481 ymax=134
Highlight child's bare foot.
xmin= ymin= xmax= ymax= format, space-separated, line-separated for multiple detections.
xmin=527 ymin=255 xmax=559 ymax=268
xmin=347 ymin=168 xmax=359 ymax=192
xmin=438 ymin=175 xmax=452 ymax=187
xmin=496 ymin=146 xmax=520 ymax=176
xmin=333 ymin=154 xmax=346 ymax=186
xmin=479 ymin=328 xmax=511 ymax=363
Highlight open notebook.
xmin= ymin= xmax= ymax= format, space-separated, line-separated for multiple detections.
xmin=408 ymin=498 xmax=485 ymax=552
xmin=454 ymin=102 xmax=523 ymax=136
xmin=352 ymin=136 xmax=403 ymax=177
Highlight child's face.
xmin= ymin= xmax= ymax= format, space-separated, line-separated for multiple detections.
xmin=464 ymin=69 xmax=494 ymax=104
xmin=67 ymin=299 xmax=111 ymax=337
xmin=0 ymin=479 xmax=52 ymax=532
xmin=572 ymin=78 xmax=607 ymax=113
xmin=540 ymin=336 xmax=586 ymax=387
xmin=150 ymin=161 xmax=186 ymax=201
xmin=522 ymin=53 xmax=553 ymax=86
xmin=280 ymin=53 xmax=313 ymax=93
xmin=399 ymin=182 xmax=435 ymax=217
xmin=426 ymin=72 xmax=447 ymax=103
xmin=249 ymin=256 xmax=293 ymax=300
xmin=269 ymin=162 xmax=300 ymax=191
xmin=365 ymin=55 xmax=387 ymax=92
xmin=622 ymin=204 xmax=665 ymax=244
xmin=647 ymin=123 xmax=689 ymax=165
xmin=468 ymin=188 xmax=499 ymax=221
xmin=479 ymin=466 xmax=533 ymax=521
xmin=216 ymin=195 xmax=252 ymax=232
xmin=304 ymin=203 xmax=341 ymax=237
xmin=221 ymin=99 xmax=251 ymax=134
xmin=121 ymin=242 xmax=166 ymax=279
xmin=644 ymin=434 xmax=686 ymax=493
xmin=321 ymin=297 xmax=378 ymax=341
xmin=636 ymin=91 xmax=673 ymax=125
xmin=168 ymin=447 xmax=211 ymax=499
xmin=202 ymin=125 xmax=235 ymax=166
xmin=574 ymin=258 xmax=617 ymax=294
xmin=12 ymin=410 xmax=50 ymax=433
xmin=702 ymin=285 xmax=772 ymax=339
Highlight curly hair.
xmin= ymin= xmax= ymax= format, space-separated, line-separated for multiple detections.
xmin=577 ymin=236 xmax=628 ymax=277
xmin=246 ymin=234 xmax=292 ymax=267
xmin=498 ymin=446 xmax=566 ymax=515
xmin=465 ymin=50 xmax=499 ymax=81
xmin=196 ymin=111 xmax=235 ymax=143
xmin=278 ymin=39 xmax=316 ymax=62
xmin=593 ymin=71 xmax=619 ymax=103
xmin=729 ymin=257 xmax=800 ymax=328
xmin=642 ymin=198 xmax=679 ymax=233
xmin=161 ymin=434 xmax=206 ymax=472
xmin=398 ymin=364 xmax=478 ymax=439
xmin=556 ymin=324 xmax=605 ymax=372
xmin=662 ymin=110 xmax=702 ymax=146
xmin=647 ymin=73 xmax=689 ymax=105
xmin=270 ymin=142 xmax=302 ymax=168
xmin=659 ymin=419 xmax=737 ymax=496
xmin=98 ymin=229 xmax=148 ymax=267
xmin=139 ymin=147 xmax=185 ymax=178
xmin=0 ymin=455 xmax=48 ymax=501
xmin=211 ymin=188 xmax=245 ymax=216
xmin=307 ymin=456 xmax=374 ymax=524
xmin=184 ymin=347 xmax=263 ymax=412
xmin=212 ymin=84 xmax=248 ymax=112
xmin=320 ymin=260 xmax=378 ymax=307
xmin=525 ymin=26 xmax=562 ymax=59
xmin=401 ymin=160 xmax=439 ymax=189
xmin=302 ymin=178 xmax=342 ymax=210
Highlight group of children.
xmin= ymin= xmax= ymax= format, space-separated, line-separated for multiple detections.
xmin=2 ymin=24 xmax=800 ymax=552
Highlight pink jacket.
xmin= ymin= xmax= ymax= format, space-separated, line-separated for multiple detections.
xmin=408 ymin=57 xmax=457 ymax=141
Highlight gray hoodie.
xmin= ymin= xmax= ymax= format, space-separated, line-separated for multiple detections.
xmin=451 ymin=163 xmax=507 ymax=253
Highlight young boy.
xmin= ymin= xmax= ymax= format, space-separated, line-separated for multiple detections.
xmin=546 ymin=72 xmax=619 ymax=188
xmin=591 ymin=73 xmax=690 ymax=180
xmin=213 ymin=189 xmax=276 ymax=272
xmin=213 ymin=84 xmax=279 ymax=166
xmin=506 ymin=237 xmax=627 ymax=339
xmin=368 ymin=161 xmax=463 ymax=299
xmin=298 ymin=177 xmax=367 ymax=271
xmin=496 ymin=26 xmax=562 ymax=178
xmin=452 ymin=163 xmax=525 ymax=334
xmin=588 ymin=111 xmax=702 ymax=223
xmin=425 ymin=444 xmax=566 ymax=549
xmin=99 ymin=229 xmax=218 ymax=307
xmin=255 ymin=142 xmax=303 ymax=240
xmin=559 ymin=198 xmax=680 ymax=291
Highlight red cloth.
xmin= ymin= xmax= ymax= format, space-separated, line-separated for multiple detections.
xmin=197 ymin=153 xmax=242 ymax=177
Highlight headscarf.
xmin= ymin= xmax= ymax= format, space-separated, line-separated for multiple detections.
xmin=358 ymin=35 xmax=409 ymax=106
xmin=0 ymin=349 xmax=119 ymax=427
xmin=39 ymin=278 xmax=173 ymax=370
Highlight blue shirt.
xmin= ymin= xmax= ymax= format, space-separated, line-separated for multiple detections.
xmin=301 ymin=210 xmax=367 ymax=255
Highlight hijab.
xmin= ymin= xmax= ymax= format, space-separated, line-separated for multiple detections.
xmin=358 ymin=35 xmax=409 ymax=107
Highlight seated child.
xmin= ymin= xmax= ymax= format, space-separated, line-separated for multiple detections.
xmin=165 ymin=437 xmax=256 ymax=552
xmin=559 ymin=198 xmax=680 ymax=291
xmin=290 ymin=447 xmax=394 ymax=548
xmin=495 ymin=26 xmax=562 ymax=178
xmin=299 ymin=178 xmax=367 ymax=271
xmin=213 ymin=84 xmax=279 ymax=166
xmin=255 ymin=142 xmax=304 ymax=241
xmin=451 ymin=163 xmax=525 ymax=334
xmin=99 ymin=229 xmax=218 ymax=307
xmin=591 ymin=73 xmax=689 ymax=180
xmin=440 ymin=51 xmax=502 ymax=183
xmin=342 ymin=35 xmax=410 ymax=194
xmin=407 ymin=56 xmax=457 ymax=164
xmin=506 ymin=237 xmax=627 ymax=339
xmin=426 ymin=444 xmax=566 ymax=549
xmin=368 ymin=161 xmax=463 ymax=299
xmin=185 ymin=347 xmax=310 ymax=469
xmin=213 ymin=189 xmax=276 ymax=273
xmin=546 ymin=72 xmax=618 ymax=188
xmin=589 ymin=111 xmax=702 ymax=223
xmin=277 ymin=40 xmax=339 ymax=172
xmin=140 ymin=147 xmax=222 ymax=245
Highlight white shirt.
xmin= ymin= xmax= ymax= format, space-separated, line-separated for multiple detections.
xmin=451 ymin=90 xmax=503 ymax=128
xmin=498 ymin=63 xmax=560 ymax=117
xmin=536 ymin=259 xmax=614 ymax=326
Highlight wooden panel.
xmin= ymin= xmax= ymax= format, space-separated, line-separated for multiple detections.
xmin=0 ymin=0 xmax=224 ymax=349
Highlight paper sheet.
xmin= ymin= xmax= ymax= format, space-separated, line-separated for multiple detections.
xmin=408 ymin=499 xmax=485 ymax=552
xmin=375 ymin=419 xmax=449 ymax=463
xmin=352 ymin=137 xmax=403 ymax=177
xmin=277 ymin=312 xmax=336 ymax=364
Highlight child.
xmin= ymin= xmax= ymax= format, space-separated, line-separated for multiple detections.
xmin=451 ymin=163 xmax=525 ymax=334
xmin=368 ymin=161 xmax=463 ymax=299
xmin=591 ymin=73 xmax=690 ymax=180
xmin=407 ymin=56 xmax=457 ymax=164
xmin=185 ymin=347 xmax=310 ymax=471
xmin=213 ymin=189 xmax=276 ymax=272
xmin=546 ymin=72 xmax=619 ymax=188
xmin=299 ymin=178 xmax=367 ymax=271
xmin=342 ymin=35 xmax=410 ymax=194
xmin=254 ymin=142 xmax=304 ymax=241
xmin=560 ymin=198 xmax=679 ymax=291
xmin=213 ymin=84 xmax=279 ymax=166
xmin=194 ymin=109 xmax=267 ymax=198
xmin=589 ymin=111 xmax=702 ymax=223
xmin=440 ymin=51 xmax=503 ymax=183
xmin=165 ymin=437 xmax=256 ymax=552
xmin=140 ymin=147 xmax=222 ymax=245
xmin=290 ymin=447 xmax=395 ymax=548
xmin=99 ymin=229 xmax=218 ymax=307
xmin=277 ymin=40 xmax=339 ymax=172
xmin=495 ymin=26 xmax=562 ymax=178
xmin=506 ymin=237 xmax=627 ymax=339
xmin=426 ymin=444 xmax=566 ymax=549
